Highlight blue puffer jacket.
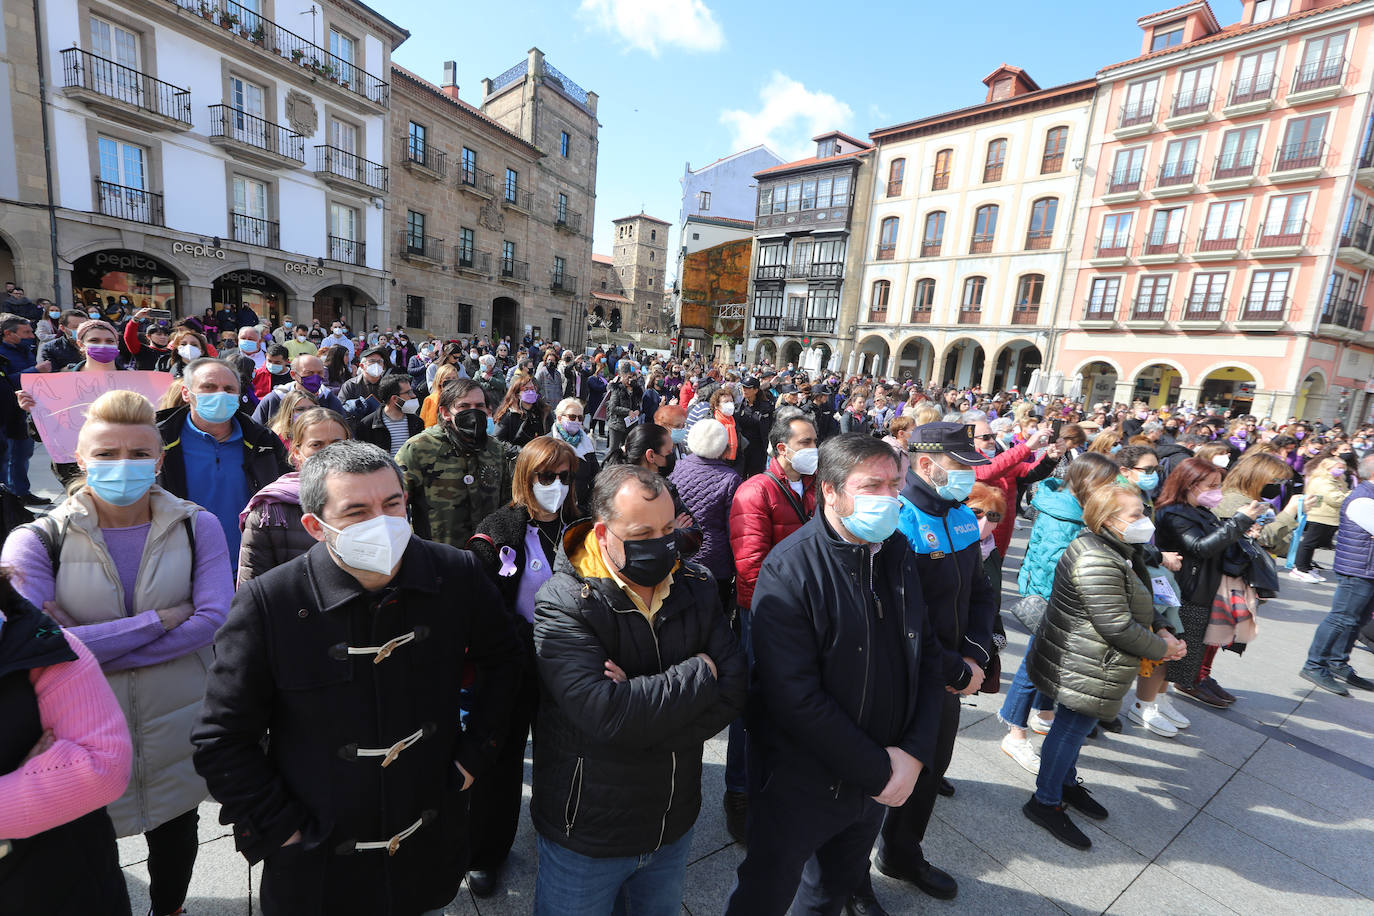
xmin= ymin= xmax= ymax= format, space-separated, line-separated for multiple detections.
xmin=670 ymin=454 xmax=742 ymax=581
xmin=1017 ymin=478 xmax=1085 ymax=600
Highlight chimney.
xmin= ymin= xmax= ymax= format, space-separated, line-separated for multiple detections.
xmin=442 ymin=60 xmax=459 ymax=101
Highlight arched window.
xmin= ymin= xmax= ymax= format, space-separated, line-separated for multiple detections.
xmin=961 ymin=276 xmax=986 ymax=320
xmin=984 ymin=139 xmax=1008 ymax=182
xmin=877 ymin=216 xmax=899 ymax=260
xmin=912 ymin=278 xmax=936 ymax=322
xmin=887 ymin=158 xmax=905 ymax=197
xmin=932 ymin=148 xmax=953 ymax=190
xmin=970 ymin=205 xmax=998 ymax=253
xmin=1015 ymin=274 xmax=1045 ymax=324
xmin=1026 ymin=198 xmax=1058 ymax=249
xmin=1042 ymin=127 xmax=1068 ymax=173
xmin=870 ymin=279 xmax=891 ymax=322
xmin=921 ymin=211 xmax=946 ymax=257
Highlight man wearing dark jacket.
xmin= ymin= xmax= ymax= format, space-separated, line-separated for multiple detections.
xmin=531 ymin=464 xmax=746 ymax=915
xmin=726 ymin=434 xmax=945 ymax=915
xmin=193 ymin=440 xmax=523 ymax=915
xmin=849 ymin=422 xmax=997 ymax=910
xmin=357 ymin=374 xmax=423 ymax=457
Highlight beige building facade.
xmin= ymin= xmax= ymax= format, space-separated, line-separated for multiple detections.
xmin=610 ymin=212 xmax=670 ymax=332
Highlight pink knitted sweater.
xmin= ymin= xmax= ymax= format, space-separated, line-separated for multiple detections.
xmin=0 ymin=623 xmax=132 ymax=838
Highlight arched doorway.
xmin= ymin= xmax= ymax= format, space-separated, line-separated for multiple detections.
xmin=812 ymin=342 xmax=832 ymax=372
xmin=896 ymin=337 xmax=935 ymax=383
xmin=0 ymin=236 xmax=15 ymax=286
xmin=856 ymin=335 xmax=889 ymax=377
xmin=1079 ymin=360 xmax=1119 ymax=406
xmin=313 ymin=284 xmax=375 ymax=332
xmin=73 ymin=250 xmax=179 ymax=317
xmin=991 ymin=343 xmax=1042 ymax=393
xmin=492 ymin=296 xmax=520 ymax=342
xmin=756 ymin=339 xmax=777 ymax=365
xmin=940 ymin=338 xmax=985 ymax=389
xmin=1132 ymin=362 xmax=1184 ymax=408
xmin=214 ymin=268 xmax=286 ymax=327
xmin=1200 ymin=366 xmax=1256 ymax=414
xmin=780 ymin=339 xmax=803 ymax=368
xmin=1293 ymin=370 xmax=1326 ymax=420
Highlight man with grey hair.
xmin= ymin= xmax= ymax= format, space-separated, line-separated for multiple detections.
xmin=194 ymin=440 xmax=522 ymax=915
xmin=0 ymin=311 xmax=50 ymax=505
xmin=251 ymin=351 xmax=345 ymax=426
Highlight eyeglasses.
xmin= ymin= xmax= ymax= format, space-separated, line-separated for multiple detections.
xmin=970 ymin=508 xmax=1004 ymax=523
xmin=536 ymin=470 xmax=573 ymax=486
xmin=1129 ymin=465 xmax=1159 ymax=472
xmin=973 ymin=434 xmax=995 ymax=441
xmin=562 ymin=414 xmax=584 ymax=421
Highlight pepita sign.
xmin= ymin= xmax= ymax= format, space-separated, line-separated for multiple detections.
xmin=171 ymin=241 xmax=226 ymax=260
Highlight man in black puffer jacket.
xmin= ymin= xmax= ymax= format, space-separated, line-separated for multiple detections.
xmin=531 ymin=464 xmax=746 ymax=914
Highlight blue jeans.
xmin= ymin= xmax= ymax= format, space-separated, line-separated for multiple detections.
xmin=724 ymin=606 xmax=754 ymax=793
xmin=1304 ymin=573 xmax=1374 ymax=676
xmin=0 ymin=434 xmax=34 ymax=496
xmin=998 ymin=635 xmax=1055 ymax=729
xmin=534 ymin=826 xmax=694 ymax=916
xmin=1033 ymin=704 xmax=1099 ymax=807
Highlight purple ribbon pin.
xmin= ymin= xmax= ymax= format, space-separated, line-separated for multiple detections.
xmin=498 ymin=546 xmax=518 ymax=577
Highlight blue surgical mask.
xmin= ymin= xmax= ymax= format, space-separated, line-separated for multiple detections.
xmin=193 ymin=391 xmax=239 ymax=423
xmin=1136 ymin=471 xmax=1159 ymax=492
xmin=83 ymin=459 xmax=158 ymax=506
xmin=671 ymin=427 xmax=688 ymax=445
xmin=932 ymin=463 xmax=976 ymax=502
xmin=840 ymin=494 xmax=901 ymax=543
xmin=239 ymin=340 xmax=259 ymax=354
xmin=486 ymin=416 xmax=496 ymax=436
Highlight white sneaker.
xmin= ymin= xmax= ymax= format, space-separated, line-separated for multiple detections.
xmin=1126 ymin=699 xmax=1179 ymax=737
xmin=1001 ymin=733 xmax=1041 ymax=774
xmin=1029 ymin=713 xmax=1053 ymax=735
xmin=1153 ymin=692 xmax=1191 ymax=729
xmin=1288 ymin=569 xmax=1323 ymax=584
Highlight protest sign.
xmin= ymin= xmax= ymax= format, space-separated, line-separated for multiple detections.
xmin=22 ymin=371 xmax=176 ymax=463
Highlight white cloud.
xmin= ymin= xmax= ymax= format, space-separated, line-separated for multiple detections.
xmin=578 ymin=0 xmax=724 ymax=55
xmin=720 ymin=73 xmax=854 ymax=161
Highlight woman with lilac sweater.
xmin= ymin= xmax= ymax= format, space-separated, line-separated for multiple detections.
xmin=2 ymin=390 xmax=233 ymax=916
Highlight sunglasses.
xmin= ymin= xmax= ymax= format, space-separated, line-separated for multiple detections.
xmin=973 ymin=433 xmax=995 ymax=441
xmin=536 ymin=470 xmax=573 ymax=486
xmin=970 ymin=508 xmax=1004 ymax=523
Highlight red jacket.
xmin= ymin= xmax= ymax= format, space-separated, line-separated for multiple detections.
xmin=729 ymin=457 xmax=817 ymax=609
xmin=975 ymin=443 xmax=1052 ymax=555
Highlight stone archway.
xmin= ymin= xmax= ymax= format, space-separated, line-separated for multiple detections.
xmin=991 ymin=341 xmax=1043 ymax=393
xmin=780 ymin=339 xmax=803 ymax=367
xmin=492 ymin=296 xmax=520 ymax=342
xmin=1294 ymin=369 xmax=1328 ymax=420
xmin=1077 ymin=360 xmax=1120 ymax=407
xmin=756 ymin=339 xmax=777 ymax=365
xmin=895 ymin=336 xmax=935 ymax=384
xmin=1200 ymin=365 xmax=1257 ymax=414
xmin=1131 ymin=361 xmax=1186 ymax=408
xmin=939 ymin=337 xmax=986 ymax=389
xmin=856 ymin=335 xmax=890 ymax=377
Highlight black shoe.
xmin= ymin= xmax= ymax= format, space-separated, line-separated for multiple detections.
xmin=1023 ymin=795 xmax=1092 ymax=850
xmin=1061 ymin=779 xmax=1108 ymax=821
xmin=1299 ymin=669 xmax=1351 ymax=696
xmin=1201 ymin=677 xmax=1237 ymax=704
xmin=723 ymin=790 xmax=748 ymax=843
xmin=1085 ymin=725 xmax=1100 ymax=739
xmin=1334 ymin=669 xmax=1374 ymax=692
xmin=874 ymin=854 xmax=958 ymax=900
xmin=844 ymin=891 xmax=889 ymax=916
xmin=937 ymin=777 xmax=955 ymax=797
xmin=466 ymin=866 xmax=500 ymax=897
xmin=1098 ymin=717 xmax=1123 ymax=734
xmin=18 ymin=493 xmax=49 ymax=507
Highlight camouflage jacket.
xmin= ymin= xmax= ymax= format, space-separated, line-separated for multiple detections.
xmin=395 ymin=424 xmax=516 ymax=547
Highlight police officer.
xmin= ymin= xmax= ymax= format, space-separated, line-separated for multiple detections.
xmin=395 ymin=378 xmax=515 ymax=547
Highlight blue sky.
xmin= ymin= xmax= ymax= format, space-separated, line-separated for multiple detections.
xmin=387 ymin=0 xmax=1249 ymax=259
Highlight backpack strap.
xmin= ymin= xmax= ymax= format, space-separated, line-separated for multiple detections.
xmin=21 ymin=514 xmax=70 ymax=577
xmin=765 ymin=471 xmax=809 ymax=525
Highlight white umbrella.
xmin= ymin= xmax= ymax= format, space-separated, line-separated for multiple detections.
xmin=1049 ymin=370 xmax=1065 ymax=397
xmin=1027 ymin=368 xmax=1044 ymax=395
xmin=1068 ymin=373 xmax=1084 ymax=400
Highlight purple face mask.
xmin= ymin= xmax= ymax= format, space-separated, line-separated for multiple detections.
xmin=520 ymin=388 xmax=539 ymax=405
xmin=85 ymin=343 xmax=120 ymax=364
xmin=299 ymin=373 xmax=324 ymax=394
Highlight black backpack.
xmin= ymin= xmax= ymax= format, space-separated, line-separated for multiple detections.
xmin=0 ymin=485 xmax=35 ymax=550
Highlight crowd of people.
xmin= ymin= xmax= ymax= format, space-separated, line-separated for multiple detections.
xmin=1 ymin=293 xmax=1373 ymax=916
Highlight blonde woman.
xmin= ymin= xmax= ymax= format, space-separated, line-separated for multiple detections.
xmin=1 ymin=390 xmax=233 ymax=916
xmin=421 ymin=362 xmax=462 ymax=428
xmin=267 ymin=388 xmax=319 ymax=447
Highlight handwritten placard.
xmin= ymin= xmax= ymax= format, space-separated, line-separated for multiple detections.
xmin=22 ymin=371 xmax=175 ymax=463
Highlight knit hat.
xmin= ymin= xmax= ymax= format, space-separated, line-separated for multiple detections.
xmin=75 ymin=319 xmax=118 ymax=341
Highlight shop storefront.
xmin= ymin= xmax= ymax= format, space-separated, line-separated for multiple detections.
xmin=214 ymin=269 xmax=286 ymax=325
xmin=314 ymin=284 xmax=375 ymax=332
xmin=72 ymin=250 xmax=178 ymax=315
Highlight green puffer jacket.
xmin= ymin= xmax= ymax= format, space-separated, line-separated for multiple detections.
xmin=1027 ymin=529 xmax=1169 ymax=719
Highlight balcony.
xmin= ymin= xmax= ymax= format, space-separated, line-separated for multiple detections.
xmin=1338 ymin=223 xmax=1374 ymax=267
xmin=753 ymin=316 xmax=781 ymax=332
xmin=399 ymin=231 xmax=444 ymax=264
xmin=1140 ymin=231 xmax=1182 ymax=261
xmin=781 ymin=316 xmax=806 ymax=334
xmin=1091 ymin=240 xmax=1131 ymax=266
xmin=983 ymin=163 xmax=1004 ymax=183
xmin=920 ymin=240 xmax=942 ymax=258
xmin=1041 ymin=153 xmax=1064 ymax=174
xmin=230 ymin=211 xmax=279 ymax=248
xmin=94 ymin=179 xmax=164 ymax=226
xmin=158 ymin=0 xmax=389 ymax=108
xmin=60 ymin=47 xmax=191 ymax=132
xmin=1166 ymin=88 xmax=1212 ymax=128
xmin=499 ymin=257 xmax=530 ymax=283
xmin=867 ymin=307 xmax=887 ymax=323
xmin=402 ymin=141 xmax=446 ymax=181
xmin=1236 ymin=296 xmax=1288 ymax=329
xmin=931 ymin=172 xmax=950 ymax=191
xmin=811 ymin=261 xmax=844 ymax=279
xmin=208 ymin=105 xmax=304 ymax=169
xmin=550 ymin=271 xmax=578 ymax=295
xmin=502 ymin=186 xmax=534 ymax=212
xmin=786 ymin=261 xmax=812 ymax=279
xmin=454 ymin=247 xmax=490 ymax=274
xmin=1224 ymin=73 xmax=1276 ymax=116
xmin=1154 ymin=161 xmax=1197 ymax=196
xmin=1271 ymin=140 xmax=1324 ymax=181
xmin=1180 ymin=295 xmax=1226 ymax=329
xmin=1195 ymin=228 xmax=1244 ymax=261
xmin=1010 ymin=305 xmax=1040 ymax=325
xmin=1104 ymin=168 xmax=1143 ymax=201
xmin=1209 ymin=151 xmax=1259 ymax=189
xmin=555 ymin=208 xmax=583 ymax=234
xmin=1024 ymin=229 xmax=1053 ymax=251
xmin=313 ymin=145 xmax=388 ymax=193
xmin=969 ymin=235 xmax=994 ymax=255
xmin=909 ymin=307 xmax=933 ymax=324
xmin=1253 ymin=220 xmax=1307 ymax=257
xmin=1082 ymin=299 xmax=1118 ymax=328
xmin=1359 ymin=147 xmax=1374 ymax=189
xmin=1128 ymin=295 xmax=1170 ymax=328
xmin=1289 ymin=57 xmax=1344 ymax=103
xmin=806 ymin=317 xmax=837 ymax=335
xmin=1114 ymin=101 xmax=1155 ymax=138
xmin=756 ymin=264 xmax=786 ymax=280
xmin=327 ymin=235 xmax=365 ymax=266
xmin=957 ymin=308 xmax=982 ymax=324
xmin=458 ymin=165 xmax=495 ymax=197
xmin=1319 ymin=299 xmax=1367 ymax=339
xmin=886 ymin=179 xmax=904 ymax=197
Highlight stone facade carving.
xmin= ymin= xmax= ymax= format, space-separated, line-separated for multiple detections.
xmin=478 ymin=197 xmax=505 ymax=233
xmin=285 ymin=90 xmax=318 ymax=137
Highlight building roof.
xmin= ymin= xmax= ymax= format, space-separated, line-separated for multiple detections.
xmin=812 ymin=130 xmax=872 ymax=150
xmin=1101 ymin=0 xmax=1366 ymax=74
xmin=981 ymin=63 xmax=1039 ymax=90
xmin=1136 ymin=0 xmax=1212 ymax=27
xmin=390 ymin=64 xmax=542 ymax=157
xmin=868 ymin=78 xmax=1097 ymax=144
xmin=686 ymin=145 xmax=785 ymax=174
xmin=685 ymin=214 xmax=755 ymax=230
xmin=613 ymin=212 xmax=671 ymax=225
xmin=342 ymin=0 xmax=410 ymax=46
xmin=591 ymin=253 xmax=614 ymax=265
xmin=591 ymin=290 xmax=632 ymax=304
xmin=753 ymin=150 xmax=867 ymax=179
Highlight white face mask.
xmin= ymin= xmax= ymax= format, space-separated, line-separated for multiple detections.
xmin=788 ymin=446 xmax=819 ymax=475
xmin=719 ymin=401 xmax=735 ymax=417
xmin=400 ymin=397 xmax=419 ymax=415
xmin=314 ymin=513 xmax=412 ymax=575
xmin=364 ymin=362 xmax=384 ymax=379
xmin=533 ymin=480 xmax=568 ymax=515
xmin=1118 ymin=516 xmax=1156 ymax=544
xmin=177 ymin=343 xmax=202 ymax=361
xmin=1211 ymin=454 xmax=1230 ymax=468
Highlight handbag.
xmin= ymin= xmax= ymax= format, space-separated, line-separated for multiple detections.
xmin=1008 ymin=594 xmax=1047 ymax=634
xmin=1285 ymin=496 xmax=1306 ymax=570
xmin=1236 ymin=538 xmax=1280 ymax=599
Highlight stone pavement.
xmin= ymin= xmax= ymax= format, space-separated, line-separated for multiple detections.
xmin=27 ymin=456 xmax=1374 ymax=916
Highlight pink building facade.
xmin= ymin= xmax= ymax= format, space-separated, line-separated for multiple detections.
xmin=1059 ymin=0 xmax=1374 ymax=424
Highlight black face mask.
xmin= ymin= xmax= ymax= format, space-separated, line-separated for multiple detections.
xmin=1259 ymin=481 xmax=1283 ymax=500
xmin=450 ymin=407 xmax=488 ymax=451
xmin=658 ymin=448 xmax=677 ymax=477
xmin=613 ymin=531 xmax=679 ymax=587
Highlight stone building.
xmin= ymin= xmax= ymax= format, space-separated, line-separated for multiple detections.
xmin=611 ymin=212 xmax=670 ymax=332
xmin=588 ymin=252 xmax=631 ymax=331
